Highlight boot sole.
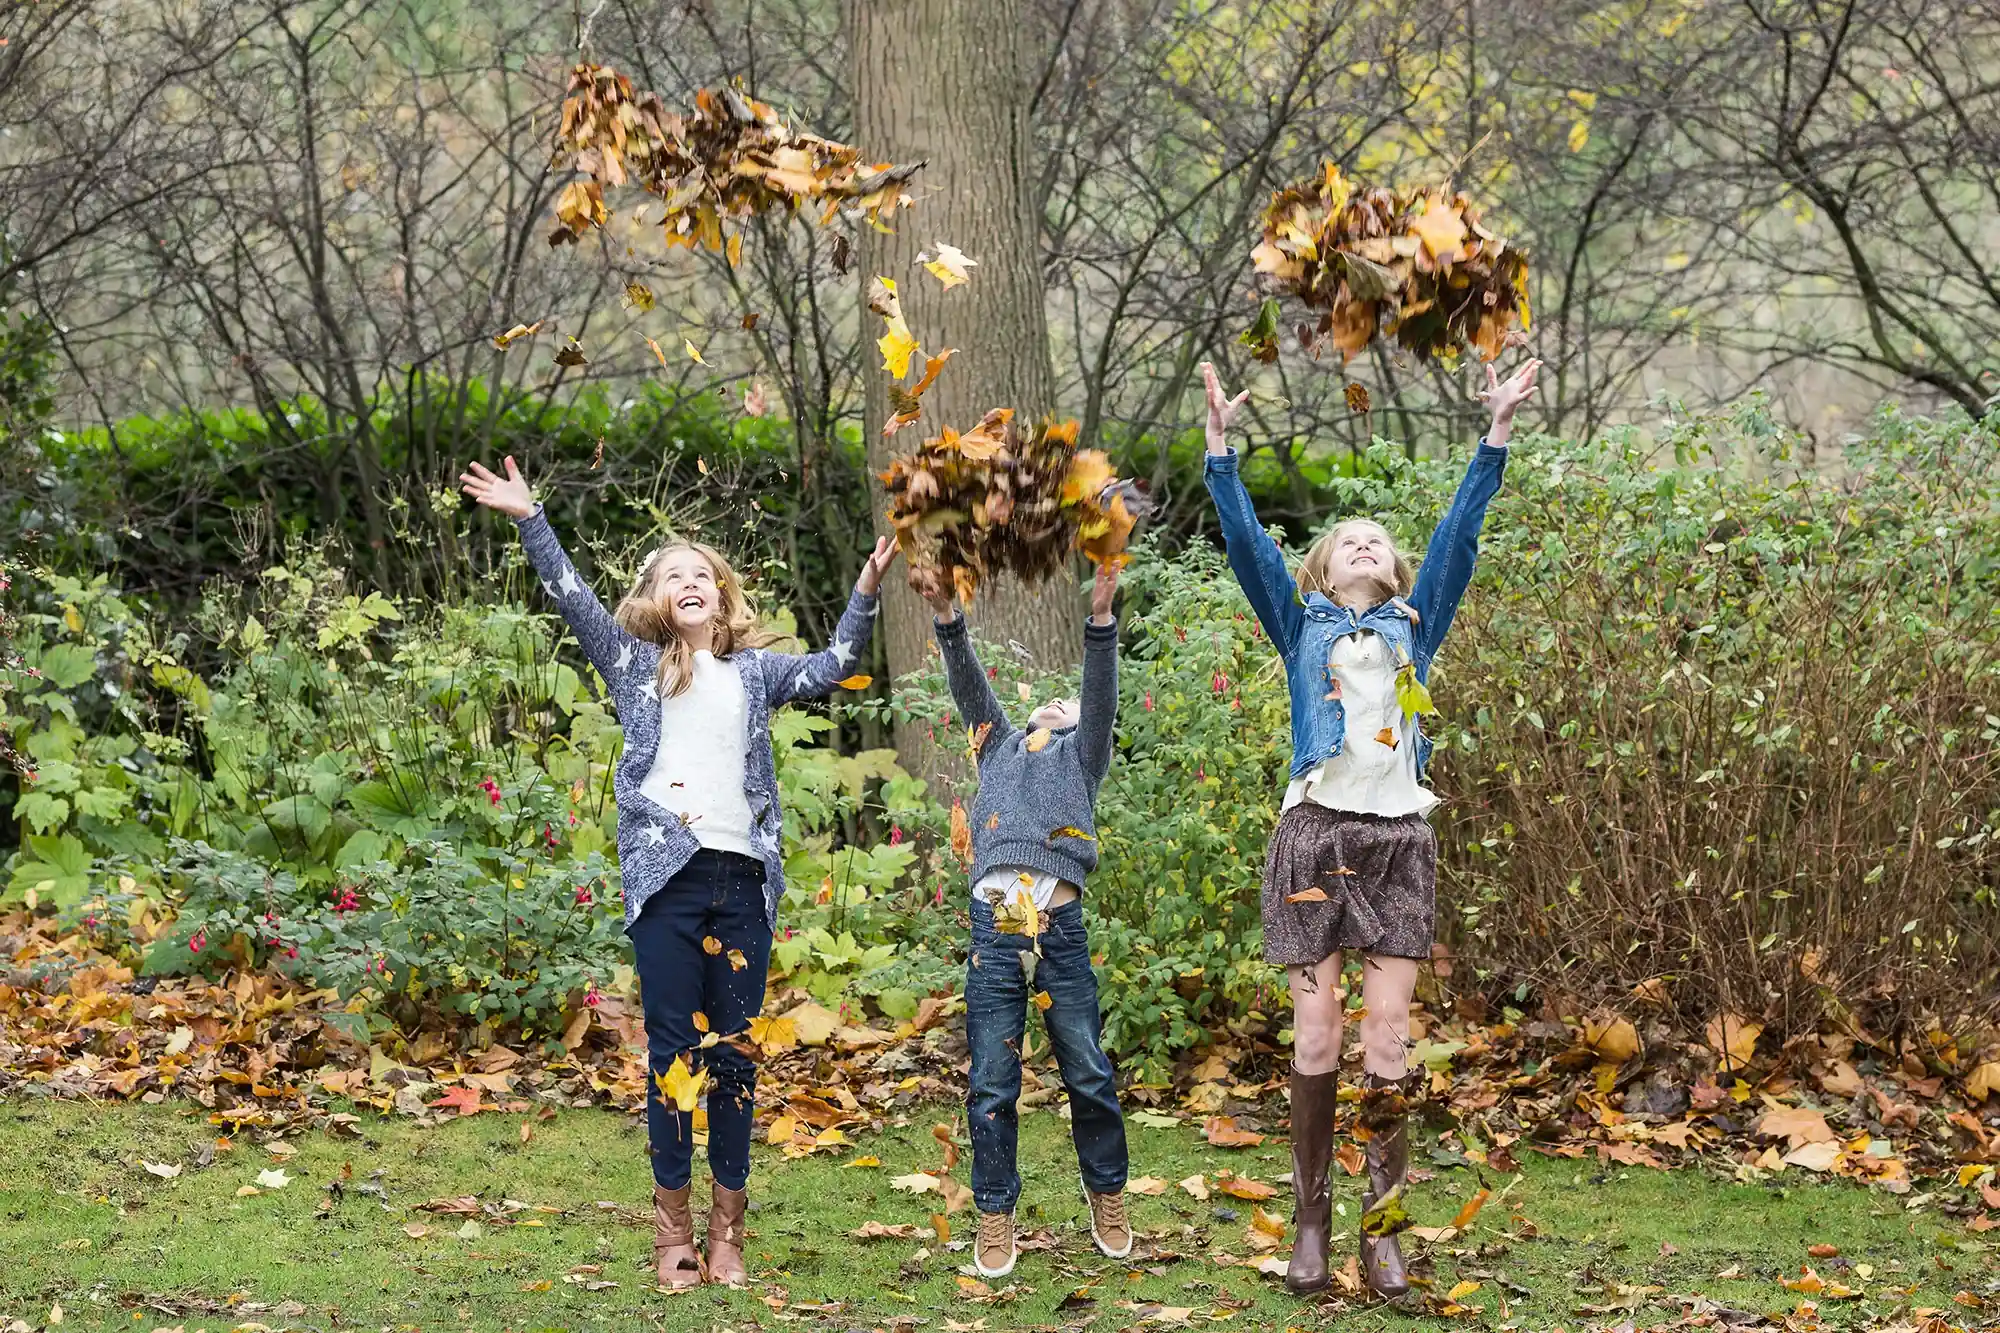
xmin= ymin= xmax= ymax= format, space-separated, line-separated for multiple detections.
xmin=973 ymin=1248 xmax=1017 ymax=1279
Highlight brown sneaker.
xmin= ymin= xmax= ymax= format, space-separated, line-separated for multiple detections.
xmin=974 ymin=1210 xmax=1017 ymax=1278
xmin=1085 ymin=1187 xmax=1132 ymax=1258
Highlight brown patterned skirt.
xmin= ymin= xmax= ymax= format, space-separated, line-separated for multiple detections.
xmin=1260 ymin=803 xmax=1437 ymax=964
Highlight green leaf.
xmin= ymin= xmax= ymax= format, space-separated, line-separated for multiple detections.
xmin=13 ymin=791 xmax=70 ymax=833
xmin=1395 ymin=663 xmax=1437 ymax=720
xmin=345 ymin=780 xmax=417 ymax=821
xmin=32 ymin=643 xmax=96 ymax=690
xmin=335 ymin=828 xmax=393 ymax=869
xmin=7 ymin=833 xmax=92 ymax=905
xmin=875 ymin=987 xmax=919 ymax=1021
xmin=261 ymin=795 xmax=333 ymax=843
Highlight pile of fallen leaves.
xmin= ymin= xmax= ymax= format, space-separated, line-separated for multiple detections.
xmin=1247 ymin=161 xmax=1530 ymax=364
xmin=6 ymin=906 xmax=2000 ymax=1255
xmin=879 ymin=410 xmax=1149 ymax=601
xmin=547 ymin=65 xmax=921 ymax=254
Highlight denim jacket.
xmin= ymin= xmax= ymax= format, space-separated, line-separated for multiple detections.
xmin=1203 ymin=442 xmax=1509 ymax=782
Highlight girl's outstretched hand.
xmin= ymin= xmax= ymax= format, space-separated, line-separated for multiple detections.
xmin=1478 ymin=358 xmax=1543 ymax=447
xmin=1089 ymin=562 xmax=1120 ymax=625
xmin=856 ymin=536 xmax=901 ymax=596
xmin=459 ymin=456 xmax=535 ymax=519
xmin=1200 ymin=361 xmax=1250 ymax=454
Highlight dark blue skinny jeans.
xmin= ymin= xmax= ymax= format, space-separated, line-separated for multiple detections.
xmin=629 ymin=848 xmax=772 ymax=1192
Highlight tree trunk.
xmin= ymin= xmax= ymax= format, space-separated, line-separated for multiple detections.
xmin=849 ymin=0 xmax=1077 ymax=772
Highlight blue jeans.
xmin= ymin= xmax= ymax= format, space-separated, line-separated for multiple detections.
xmin=965 ymin=897 xmax=1129 ymax=1213
xmin=628 ymin=848 xmax=772 ymax=1191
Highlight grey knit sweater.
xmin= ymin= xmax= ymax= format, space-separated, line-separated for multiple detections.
xmin=933 ymin=612 xmax=1118 ymax=891
xmin=514 ymin=507 xmax=879 ymax=932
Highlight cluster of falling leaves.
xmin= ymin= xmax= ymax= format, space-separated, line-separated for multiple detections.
xmin=546 ymin=66 xmax=920 ymax=254
xmin=1248 ymin=161 xmax=1531 ymax=365
xmin=879 ymin=408 xmax=1150 ymax=603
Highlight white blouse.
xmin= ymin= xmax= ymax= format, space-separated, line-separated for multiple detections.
xmin=637 ymin=650 xmax=757 ymax=857
xmin=1283 ymin=631 xmax=1438 ymax=820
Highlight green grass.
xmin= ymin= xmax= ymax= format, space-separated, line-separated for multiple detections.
xmin=0 ymin=1097 xmax=1978 ymax=1331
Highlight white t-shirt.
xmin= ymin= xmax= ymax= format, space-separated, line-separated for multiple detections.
xmin=973 ymin=865 xmax=1067 ymax=913
xmin=1283 ymin=631 xmax=1438 ymax=820
xmin=637 ymin=650 xmax=757 ymax=857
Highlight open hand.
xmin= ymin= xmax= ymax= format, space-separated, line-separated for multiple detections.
xmin=459 ymin=457 xmax=535 ymax=519
xmin=856 ymin=537 xmax=901 ymax=596
xmin=1089 ymin=562 xmax=1120 ymax=624
xmin=1478 ymin=358 xmax=1542 ymax=425
xmin=1200 ymin=361 xmax=1250 ymax=453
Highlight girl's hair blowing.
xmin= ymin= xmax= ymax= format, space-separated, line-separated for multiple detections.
xmin=613 ymin=540 xmax=782 ymax=697
xmin=1297 ymin=519 xmax=1415 ymax=606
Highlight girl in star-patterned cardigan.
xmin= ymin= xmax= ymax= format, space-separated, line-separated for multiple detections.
xmin=461 ymin=456 xmax=896 ymax=1289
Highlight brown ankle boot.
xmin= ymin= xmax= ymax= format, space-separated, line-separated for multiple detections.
xmin=1357 ymin=1072 xmax=1416 ymax=1299
xmin=706 ymin=1182 xmax=749 ymax=1286
xmin=653 ymin=1184 xmax=702 ymax=1288
xmin=1285 ymin=1066 xmax=1339 ymax=1294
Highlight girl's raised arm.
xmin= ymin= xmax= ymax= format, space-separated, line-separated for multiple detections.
xmin=1406 ymin=359 xmax=1539 ymax=664
xmin=764 ymin=538 xmax=896 ymax=707
xmin=1198 ymin=362 xmax=1306 ymax=656
xmin=461 ymin=456 xmax=636 ymax=683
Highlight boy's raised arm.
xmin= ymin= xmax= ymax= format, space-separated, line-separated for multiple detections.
xmin=1077 ymin=564 xmax=1120 ymax=789
xmin=919 ymin=572 xmax=1014 ymax=741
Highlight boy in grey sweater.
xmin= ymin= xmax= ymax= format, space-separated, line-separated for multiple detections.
xmin=918 ymin=565 xmax=1131 ymax=1279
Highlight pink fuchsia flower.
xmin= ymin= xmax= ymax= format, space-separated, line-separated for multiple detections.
xmin=568 ymin=812 xmax=579 ymax=828
xmin=189 ymin=928 xmax=207 ymax=953
xmin=544 ymin=822 xmax=559 ymax=848
xmin=888 ymin=825 xmax=904 ymax=847
xmin=332 ymin=887 xmax=360 ymax=914
xmin=1143 ymin=691 xmax=1154 ymax=712
xmin=1211 ymin=672 xmax=1229 ymax=695
xmin=478 ymin=777 xmax=501 ymax=806
xmin=285 ymin=946 xmax=298 ymax=959
xmin=574 ymin=885 xmax=593 ymax=906
xmin=986 ymin=665 xmax=998 ymax=680
xmin=83 ymin=915 xmax=99 ymax=928
xmin=1197 ymin=764 xmax=1206 ymax=782
xmin=584 ymin=982 xmax=602 ymax=1008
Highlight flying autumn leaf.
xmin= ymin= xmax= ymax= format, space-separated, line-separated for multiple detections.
xmin=1025 ymin=728 xmax=1052 ymax=753
xmin=654 ymin=1055 xmax=706 ymax=1112
xmin=1449 ymin=1187 xmax=1491 ymax=1229
xmin=684 ymin=338 xmax=709 ymax=367
xmin=919 ymin=242 xmax=978 ymax=289
xmin=1360 ymin=1184 xmax=1411 ymax=1237
xmin=692 ymin=1011 xmax=710 ymax=1033
xmin=742 ymin=381 xmax=769 ymax=417
xmin=1286 ymin=887 xmax=1331 ymax=903
xmin=1374 ymin=727 xmax=1398 ymax=749
xmin=1031 ymin=990 xmax=1053 ymax=1011
xmin=1345 ymin=382 xmax=1372 ymax=413
xmin=835 ymin=674 xmax=873 ymax=690
xmin=644 ymin=336 xmax=668 ymax=367
xmin=623 ymin=282 xmax=655 ymax=312
xmin=702 ymin=936 xmax=723 ymax=955
xmin=727 ymin=948 xmax=748 ymax=971
xmin=1048 ymin=826 xmax=1096 ymax=843
xmin=492 ymin=320 xmax=546 ymax=349
xmin=991 ymin=886 xmax=1039 ymax=938
xmin=884 ymin=348 xmax=956 ymax=437
xmin=554 ymin=341 xmax=587 ymax=367
xmin=949 ymin=800 xmax=972 ymax=864
xmin=741 ymin=311 xmax=761 ymax=331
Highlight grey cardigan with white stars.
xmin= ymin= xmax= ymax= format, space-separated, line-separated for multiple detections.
xmin=514 ymin=507 xmax=879 ymax=933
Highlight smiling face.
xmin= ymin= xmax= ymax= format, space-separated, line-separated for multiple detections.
xmin=1305 ymin=519 xmax=1407 ymax=608
xmin=1030 ymin=696 xmax=1080 ymax=731
xmin=650 ymin=547 xmax=722 ymax=643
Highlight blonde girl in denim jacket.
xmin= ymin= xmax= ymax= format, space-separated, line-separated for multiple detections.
xmin=1200 ymin=358 xmax=1540 ymax=1298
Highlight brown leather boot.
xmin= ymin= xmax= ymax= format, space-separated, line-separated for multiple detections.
xmin=1358 ymin=1072 xmax=1416 ymax=1299
xmin=1285 ymin=1066 xmax=1339 ymax=1294
xmin=653 ymin=1184 xmax=702 ymax=1288
xmin=706 ymin=1182 xmax=749 ymax=1286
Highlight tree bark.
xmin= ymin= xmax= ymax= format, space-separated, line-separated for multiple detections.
xmin=849 ymin=0 xmax=1078 ymax=770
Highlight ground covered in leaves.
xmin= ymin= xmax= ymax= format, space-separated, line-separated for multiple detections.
xmin=4 ymin=1098 xmax=1997 ymax=1333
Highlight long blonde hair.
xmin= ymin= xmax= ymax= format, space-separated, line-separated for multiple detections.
xmin=1297 ymin=518 xmax=1415 ymax=608
xmin=612 ymin=540 xmax=782 ymax=698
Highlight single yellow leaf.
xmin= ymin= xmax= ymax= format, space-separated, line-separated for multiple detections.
xmin=878 ymin=323 xmax=919 ymax=379
xmin=684 ymin=338 xmax=709 ymax=366
xmin=1025 ymin=727 xmax=1052 ymax=752
xmin=692 ymin=1011 xmax=710 ymax=1033
xmin=920 ymin=242 xmax=978 ymax=289
xmin=1031 ymin=991 xmax=1053 ymax=1011
xmin=654 ymin=1055 xmax=707 ymax=1113
xmin=1568 ymin=119 xmax=1591 ymax=152
xmin=623 ymin=281 xmax=655 ymax=312
xmin=1285 ymin=887 xmax=1330 ymax=903
xmin=836 ymin=674 xmax=873 ymax=690
xmin=726 ymin=948 xmax=749 ymax=972
xmin=702 ymin=936 xmax=723 ymax=955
